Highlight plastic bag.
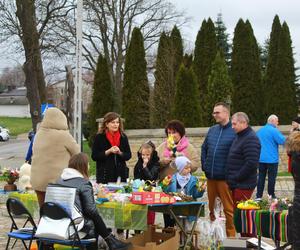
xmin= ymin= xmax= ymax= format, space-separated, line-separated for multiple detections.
xmin=197 ymin=197 xmax=225 ymax=249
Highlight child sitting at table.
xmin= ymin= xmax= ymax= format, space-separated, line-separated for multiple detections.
xmin=164 ymin=156 xmax=206 ymax=228
xmin=134 ymin=141 xmax=160 ymax=225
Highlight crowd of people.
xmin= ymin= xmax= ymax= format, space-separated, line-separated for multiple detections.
xmin=25 ymin=104 xmax=300 ymax=249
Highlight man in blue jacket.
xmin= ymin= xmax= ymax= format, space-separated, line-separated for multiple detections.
xmin=201 ymin=102 xmax=236 ymax=237
xmin=226 ymin=112 xmax=261 ymax=203
xmin=256 ymin=115 xmax=285 ymax=200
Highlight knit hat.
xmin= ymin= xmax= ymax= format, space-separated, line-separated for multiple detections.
xmin=175 ymin=156 xmax=191 ymax=173
xmin=293 ymin=117 xmax=300 ymax=124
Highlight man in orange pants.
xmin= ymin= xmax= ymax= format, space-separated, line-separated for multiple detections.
xmin=201 ymin=102 xmax=236 ymax=237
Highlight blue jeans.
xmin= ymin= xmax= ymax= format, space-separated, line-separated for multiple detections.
xmin=256 ymin=163 xmax=278 ymax=198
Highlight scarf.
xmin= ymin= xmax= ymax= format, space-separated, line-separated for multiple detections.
xmin=163 ymin=136 xmax=189 ymax=158
xmin=176 ymin=173 xmax=191 ymax=190
xmin=106 ymin=130 xmax=121 ymax=147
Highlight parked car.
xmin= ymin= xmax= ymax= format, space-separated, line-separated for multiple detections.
xmin=0 ymin=126 xmax=9 ymax=141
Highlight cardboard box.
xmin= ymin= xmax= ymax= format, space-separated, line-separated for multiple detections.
xmin=131 ymin=192 xmax=176 ymax=204
xmin=126 ymin=226 xmax=179 ymax=250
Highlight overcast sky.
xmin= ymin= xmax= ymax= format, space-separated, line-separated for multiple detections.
xmin=172 ymin=0 xmax=300 ymax=71
xmin=1 ymin=0 xmax=299 ymax=74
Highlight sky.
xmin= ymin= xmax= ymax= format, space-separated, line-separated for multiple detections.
xmin=1 ymin=0 xmax=299 ymax=74
xmin=171 ymin=0 xmax=300 ymax=70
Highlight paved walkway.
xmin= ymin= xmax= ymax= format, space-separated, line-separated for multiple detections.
xmin=0 ymin=177 xmax=295 ymax=249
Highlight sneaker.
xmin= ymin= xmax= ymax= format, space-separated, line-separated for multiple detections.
xmin=255 ymin=197 xmax=262 ymax=202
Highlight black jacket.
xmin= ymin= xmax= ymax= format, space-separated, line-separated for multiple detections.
xmin=226 ymin=126 xmax=261 ymax=190
xmin=290 ymin=151 xmax=300 ymax=249
xmin=56 ymin=177 xmax=108 ymax=238
xmin=133 ymin=150 xmax=160 ymax=181
xmin=91 ymin=133 xmax=132 ymax=183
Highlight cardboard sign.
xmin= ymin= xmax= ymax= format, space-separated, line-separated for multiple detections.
xmin=131 ymin=192 xmax=176 ymax=205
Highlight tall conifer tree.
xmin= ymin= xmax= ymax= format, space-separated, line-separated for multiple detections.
xmin=206 ymin=51 xmax=232 ymax=125
xmin=215 ymin=13 xmax=231 ymax=64
xmin=264 ymin=16 xmax=297 ymax=123
xmin=88 ymin=54 xmax=114 ymax=146
xmin=193 ymin=18 xmax=217 ymax=126
xmin=173 ymin=65 xmax=201 ymax=127
xmin=122 ymin=27 xmax=149 ymax=129
xmin=231 ymin=19 xmax=263 ymax=125
xmin=152 ymin=32 xmax=171 ymax=127
xmin=152 ymin=27 xmax=183 ymax=128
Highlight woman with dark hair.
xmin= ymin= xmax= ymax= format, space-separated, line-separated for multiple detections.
xmin=286 ymin=132 xmax=300 ymax=249
xmin=91 ymin=112 xmax=132 ymax=184
xmin=57 ymin=153 xmax=131 ymax=250
xmin=157 ymin=120 xmax=200 ymax=178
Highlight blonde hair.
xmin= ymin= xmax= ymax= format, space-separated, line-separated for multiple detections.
xmin=99 ymin=112 xmax=124 ymax=133
xmin=139 ymin=143 xmax=154 ymax=154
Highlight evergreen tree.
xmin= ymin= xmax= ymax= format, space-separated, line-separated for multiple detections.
xmin=122 ymin=27 xmax=149 ymax=129
xmin=264 ymin=16 xmax=297 ymax=123
xmin=173 ymin=64 xmax=201 ymax=127
xmin=152 ymin=32 xmax=171 ymax=127
xmin=170 ymin=25 xmax=184 ymax=81
xmin=215 ymin=13 xmax=231 ymax=64
xmin=206 ymin=51 xmax=232 ymax=125
xmin=231 ymin=19 xmax=263 ymax=125
xmin=152 ymin=27 xmax=183 ymax=128
xmin=88 ymin=54 xmax=114 ymax=146
xmin=193 ymin=18 xmax=217 ymax=126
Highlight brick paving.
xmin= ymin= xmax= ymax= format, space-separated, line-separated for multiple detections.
xmin=0 ymin=177 xmax=295 ymax=249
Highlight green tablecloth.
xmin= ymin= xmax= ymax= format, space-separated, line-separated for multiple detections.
xmin=8 ymin=192 xmax=148 ymax=230
xmin=234 ymin=208 xmax=289 ymax=242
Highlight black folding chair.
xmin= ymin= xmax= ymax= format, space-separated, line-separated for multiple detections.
xmin=6 ymin=198 xmax=37 ymax=250
xmin=37 ymin=202 xmax=97 ymax=250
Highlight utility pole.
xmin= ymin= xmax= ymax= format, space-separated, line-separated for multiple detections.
xmin=74 ymin=0 xmax=83 ymax=149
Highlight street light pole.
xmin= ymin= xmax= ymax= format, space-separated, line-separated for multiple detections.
xmin=74 ymin=0 xmax=83 ymax=150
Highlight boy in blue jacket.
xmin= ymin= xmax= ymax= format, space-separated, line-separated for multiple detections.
xmin=164 ymin=156 xmax=206 ymax=227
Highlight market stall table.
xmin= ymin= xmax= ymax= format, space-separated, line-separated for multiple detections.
xmin=149 ymin=201 xmax=207 ymax=250
xmin=234 ymin=208 xmax=289 ymax=249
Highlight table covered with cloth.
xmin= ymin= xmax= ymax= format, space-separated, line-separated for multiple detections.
xmin=8 ymin=192 xmax=148 ymax=230
xmin=234 ymin=208 xmax=289 ymax=242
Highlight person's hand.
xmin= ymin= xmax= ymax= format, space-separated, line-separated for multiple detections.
xmin=111 ymin=146 xmax=121 ymax=154
xmin=143 ymin=158 xmax=149 ymax=168
xmin=162 ymin=158 xmax=172 ymax=165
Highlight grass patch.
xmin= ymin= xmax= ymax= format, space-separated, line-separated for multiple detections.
xmin=277 ymin=171 xmax=292 ymax=177
xmin=0 ymin=117 xmax=32 ymax=136
xmin=83 ymin=141 xmax=96 ymax=176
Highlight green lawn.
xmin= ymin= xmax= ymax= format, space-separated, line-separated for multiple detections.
xmin=0 ymin=117 xmax=32 ymax=136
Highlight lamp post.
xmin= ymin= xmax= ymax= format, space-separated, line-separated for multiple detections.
xmin=74 ymin=0 xmax=83 ymax=150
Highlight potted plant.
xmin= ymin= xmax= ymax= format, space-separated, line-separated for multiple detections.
xmin=0 ymin=168 xmax=19 ymax=191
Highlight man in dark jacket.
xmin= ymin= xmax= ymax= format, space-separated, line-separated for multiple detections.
xmin=201 ymin=102 xmax=236 ymax=237
xmin=226 ymin=112 xmax=261 ymax=206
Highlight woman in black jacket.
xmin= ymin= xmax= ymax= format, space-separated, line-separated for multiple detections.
xmin=57 ymin=153 xmax=131 ymax=250
xmin=92 ymin=112 xmax=132 ymax=184
xmin=286 ymin=132 xmax=300 ymax=250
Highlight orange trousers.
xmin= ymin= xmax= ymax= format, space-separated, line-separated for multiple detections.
xmin=207 ymin=179 xmax=236 ymax=237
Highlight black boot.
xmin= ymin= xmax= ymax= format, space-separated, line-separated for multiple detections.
xmin=105 ymin=234 xmax=131 ymax=250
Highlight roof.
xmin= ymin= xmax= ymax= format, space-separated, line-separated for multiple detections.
xmin=0 ymin=87 xmax=28 ymax=105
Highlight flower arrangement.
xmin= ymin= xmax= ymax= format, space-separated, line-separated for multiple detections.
xmin=167 ymin=135 xmax=177 ymax=157
xmin=269 ymin=198 xmax=292 ymax=211
xmin=159 ymin=175 xmax=172 ymax=191
xmin=0 ymin=168 xmax=19 ymax=183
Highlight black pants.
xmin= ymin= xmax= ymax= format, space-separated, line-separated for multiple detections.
xmin=163 ymin=214 xmax=175 ymax=228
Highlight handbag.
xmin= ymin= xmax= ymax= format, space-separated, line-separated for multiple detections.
xmin=35 ymin=185 xmax=86 ymax=240
xmin=35 ymin=204 xmax=85 ymax=240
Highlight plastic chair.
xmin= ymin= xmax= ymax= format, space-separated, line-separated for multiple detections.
xmin=6 ymin=198 xmax=37 ymax=250
xmin=36 ymin=202 xmax=97 ymax=250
